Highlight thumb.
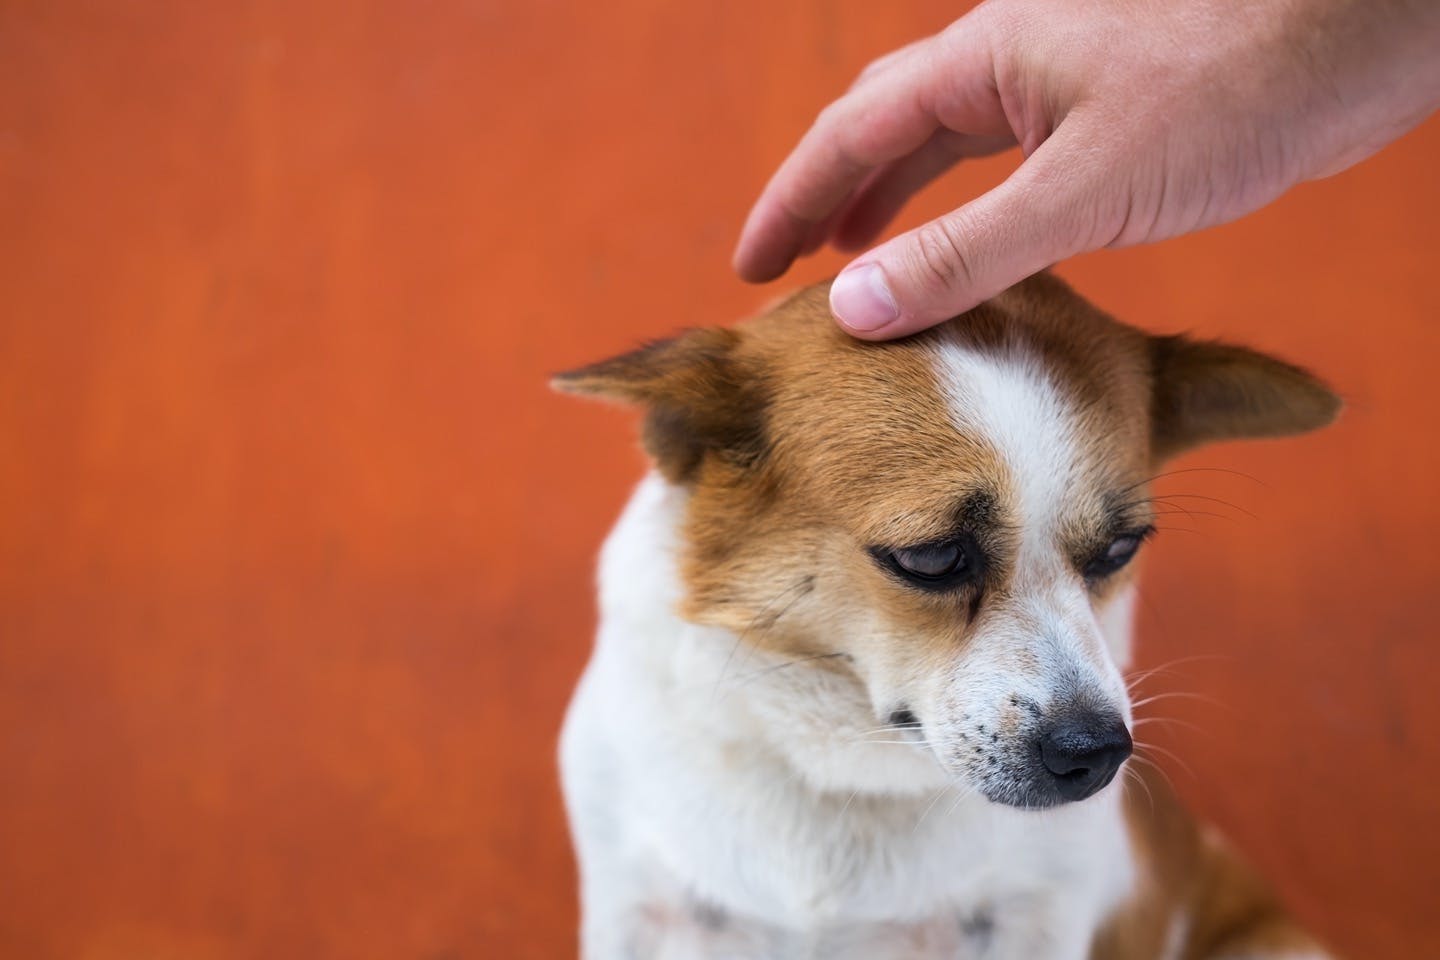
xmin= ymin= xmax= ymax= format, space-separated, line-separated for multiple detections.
xmin=829 ymin=126 xmax=1113 ymax=340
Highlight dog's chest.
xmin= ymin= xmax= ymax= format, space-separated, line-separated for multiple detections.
xmin=629 ymin=896 xmax=1004 ymax=960
xmin=566 ymin=652 xmax=1134 ymax=959
xmin=620 ymin=739 xmax=1129 ymax=956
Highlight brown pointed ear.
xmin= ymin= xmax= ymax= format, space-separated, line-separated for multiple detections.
xmin=551 ymin=328 xmax=766 ymax=483
xmin=1148 ymin=335 xmax=1341 ymax=462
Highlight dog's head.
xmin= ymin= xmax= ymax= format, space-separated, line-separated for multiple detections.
xmin=556 ymin=275 xmax=1338 ymax=809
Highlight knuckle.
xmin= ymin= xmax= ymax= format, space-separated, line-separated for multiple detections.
xmin=854 ymin=36 xmax=926 ymax=88
xmin=813 ymin=100 xmax=846 ymax=133
xmin=855 ymin=53 xmax=892 ymax=85
xmin=907 ymin=218 xmax=977 ymax=297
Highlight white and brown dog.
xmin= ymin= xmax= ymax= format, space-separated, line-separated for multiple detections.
xmin=555 ymin=274 xmax=1340 ymax=960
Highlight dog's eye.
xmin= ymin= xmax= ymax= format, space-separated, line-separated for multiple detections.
xmin=870 ymin=537 xmax=980 ymax=592
xmin=1085 ymin=528 xmax=1153 ymax=579
xmin=893 ymin=543 xmax=965 ymax=579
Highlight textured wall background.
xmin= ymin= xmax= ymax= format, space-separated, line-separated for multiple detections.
xmin=1 ymin=2 xmax=1436 ymax=957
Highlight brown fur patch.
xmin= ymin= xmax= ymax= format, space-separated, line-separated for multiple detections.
xmin=552 ymin=328 xmax=768 ymax=483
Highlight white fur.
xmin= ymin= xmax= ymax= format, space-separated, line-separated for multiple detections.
xmin=931 ymin=339 xmax=1079 ymax=562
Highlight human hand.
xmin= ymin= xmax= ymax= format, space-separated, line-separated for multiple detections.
xmin=733 ymin=0 xmax=1440 ymax=339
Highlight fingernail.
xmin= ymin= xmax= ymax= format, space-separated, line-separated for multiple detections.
xmin=830 ymin=263 xmax=899 ymax=332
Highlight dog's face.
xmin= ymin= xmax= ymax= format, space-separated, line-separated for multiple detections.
xmin=557 ymin=275 xmax=1337 ymax=809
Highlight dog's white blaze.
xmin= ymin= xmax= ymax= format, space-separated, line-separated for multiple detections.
xmin=931 ymin=337 xmax=1081 ymax=564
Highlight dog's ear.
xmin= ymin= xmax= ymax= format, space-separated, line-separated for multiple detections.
xmin=552 ymin=328 xmax=766 ymax=483
xmin=1148 ymin=334 xmax=1341 ymax=462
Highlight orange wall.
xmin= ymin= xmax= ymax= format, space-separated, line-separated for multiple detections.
xmin=1 ymin=2 xmax=1436 ymax=957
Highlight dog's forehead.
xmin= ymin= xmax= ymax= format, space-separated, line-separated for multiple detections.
xmin=749 ymin=279 xmax=1151 ymax=542
xmin=931 ymin=339 xmax=1082 ymax=536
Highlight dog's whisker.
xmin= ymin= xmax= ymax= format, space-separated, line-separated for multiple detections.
xmin=940 ymin=780 xmax=982 ymax=820
xmin=856 ymin=724 xmax=925 ymax=736
xmin=951 ymin=784 xmax=978 ymax=814
xmin=1132 ymin=740 xmax=1197 ymax=781
xmin=1145 ymin=508 xmax=1237 ymax=522
xmin=853 ymin=728 xmax=949 ymax=747
xmin=911 ymin=786 xmax=954 ymax=836
xmin=1154 ymin=521 xmax=1206 ymax=532
xmin=1116 ymin=466 xmax=1266 ymax=497
xmin=1149 ymin=525 xmax=1201 ymax=536
xmin=1121 ymin=764 xmax=1156 ymax=816
xmin=1130 ymin=690 xmax=1225 ymax=712
xmin=1125 ymin=660 xmax=1193 ymax=692
xmin=1132 ymin=716 xmax=1205 ymax=736
xmin=1127 ymin=752 xmax=1180 ymax=795
xmin=1127 ymin=652 xmax=1228 ymax=675
xmin=1144 ymin=499 xmax=1204 ymax=524
xmin=1124 ymin=654 xmax=1228 ymax=695
xmin=1147 ymin=492 xmax=1258 ymax=519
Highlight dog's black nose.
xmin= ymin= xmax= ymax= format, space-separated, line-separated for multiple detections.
xmin=1038 ymin=718 xmax=1132 ymax=802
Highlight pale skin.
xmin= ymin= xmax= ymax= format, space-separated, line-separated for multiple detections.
xmin=733 ymin=0 xmax=1440 ymax=340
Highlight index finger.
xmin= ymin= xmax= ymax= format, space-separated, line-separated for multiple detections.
xmin=732 ymin=19 xmax=1000 ymax=283
xmin=732 ymin=47 xmax=944 ymax=283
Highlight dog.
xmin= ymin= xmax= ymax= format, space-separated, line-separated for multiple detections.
xmin=554 ymin=274 xmax=1340 ymax=959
